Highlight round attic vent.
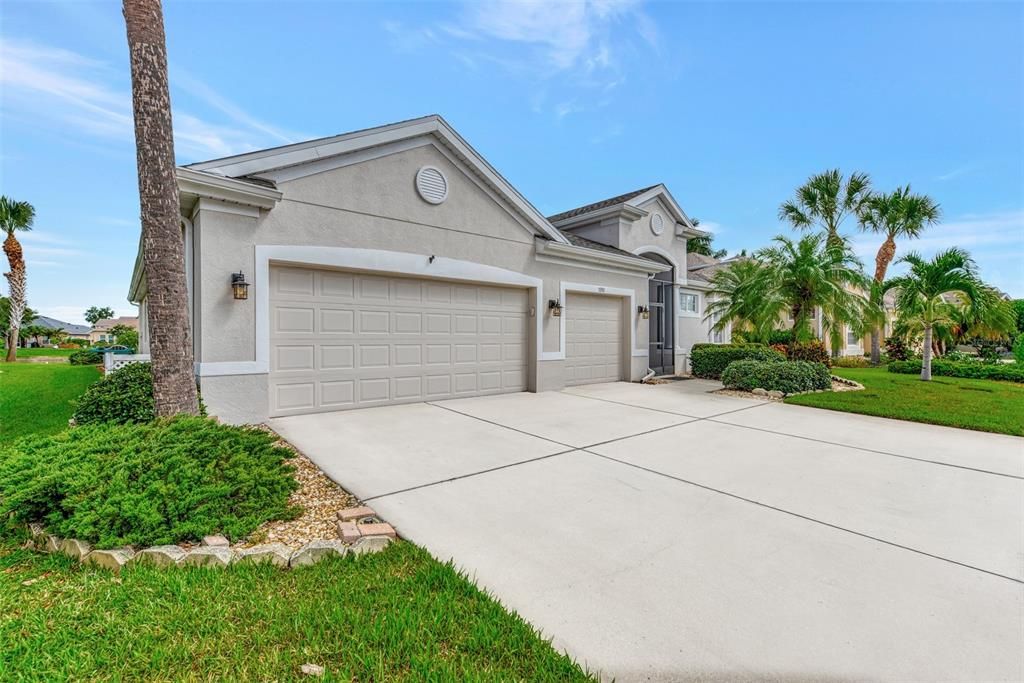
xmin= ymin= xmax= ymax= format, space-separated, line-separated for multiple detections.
xmin=650 ymin=212 xmax=665 ymax=236
xmin=415 ymin=166 xmax=448 ymax=204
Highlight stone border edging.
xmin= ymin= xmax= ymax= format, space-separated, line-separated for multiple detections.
xmin=25 ymin=510 xmax=396 ymax=574
xmin=746 ymin=374 xmax=865 ymax=399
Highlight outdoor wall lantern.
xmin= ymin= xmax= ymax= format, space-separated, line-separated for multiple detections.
xmin=638 ymin=305 xmax=651 ymax=320
xmin=548 ymin=299 xmax=563 ymax=317
xmin=231 ymin=271 xmax=250 ymax=300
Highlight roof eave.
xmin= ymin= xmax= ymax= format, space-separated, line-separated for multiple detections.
xmin=535 ymin=237 xmax=672 ymax=274
xmin=177 ymin=167 xmax=283 ymax=213
xmin=550 ymin=202 xmax=649 ymax=229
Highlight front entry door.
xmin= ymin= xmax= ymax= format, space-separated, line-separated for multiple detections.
xmin=648 ymin=272 xmax=675 ymax=375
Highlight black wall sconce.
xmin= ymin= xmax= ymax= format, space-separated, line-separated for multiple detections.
xmin=548 ymin=299 xmax=563 ymax=317
xmin=637 ymin=305 xmax=650 ymax=320
xmin=231 ymin=271 xmax=250 ymax=300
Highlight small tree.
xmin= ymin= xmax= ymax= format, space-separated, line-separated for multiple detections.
xmin=109 ymin=323 xmax=139 ymax=352
xmin=779 ymin=169 xmax=872 ymax=249
xmin=1 ymin=196 xmax=35 ymax=361
xmin=885 ymin=248 xmax=984 ymax=380
xmin=84 ymin=306 xmax=115 ymax=325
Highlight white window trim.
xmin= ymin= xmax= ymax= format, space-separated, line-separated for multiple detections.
xmin=677 ymin=289 xmax=700 ymax=318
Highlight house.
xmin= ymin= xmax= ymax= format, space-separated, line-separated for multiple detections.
xmin=29 ymin=316 xmax=91 ymax=343
xmin=89 ymin=316 xmax=139 ymax=345
xmin=129 ymin=115 xmax=720 ymax=424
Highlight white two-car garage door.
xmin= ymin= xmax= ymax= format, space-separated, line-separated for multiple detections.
xmin=564 ymin=292 xmax=625 ymax=386
xmin=269 ymin=266 xmax=529 ymax=416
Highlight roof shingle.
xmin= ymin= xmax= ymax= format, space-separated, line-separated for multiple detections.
xmin=547 ymin=186 xmax=657 ymax=223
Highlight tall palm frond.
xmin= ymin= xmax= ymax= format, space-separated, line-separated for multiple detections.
xmin=778 ymin=169 xmax=872 ymax=247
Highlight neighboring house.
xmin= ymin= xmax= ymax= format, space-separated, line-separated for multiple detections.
xmin=89 ymin=316 xmax=139 ymax=344
xmin=29 ymin=315 xmax=91 ymax=343
xmin=128 ymin=115 xmax=710 ymax=424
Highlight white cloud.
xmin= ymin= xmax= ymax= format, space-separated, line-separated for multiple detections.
xmin=0 ymin=39 xmax=302 ymax=160
xmin=935 ymin=164 xmax=976 ymax=182
xmin=386 ymin=1 xmax=657 ymax=117
xmin=851 ymin=209 xmax=1024 ymax=260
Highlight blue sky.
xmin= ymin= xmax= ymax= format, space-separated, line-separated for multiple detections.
xmin=2 ymin=1 xmax=1022 ymax=325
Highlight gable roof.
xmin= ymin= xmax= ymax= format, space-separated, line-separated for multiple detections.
xmin=686 ymin=252 xmax=741 ymax=284
xmin=30 ymin=316 xmax=90 ymax=335
xmin=93 ymin=316 xmax=139 ymax=331
xmin=548 ymin=183 xmax=706 ymax=237
xmin=183 ymin=115 xmax=570 ymax=245
xmin=547 ymin=186 xmax=657 ymax=223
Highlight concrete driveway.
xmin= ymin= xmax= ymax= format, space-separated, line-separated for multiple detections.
xmin=270 ymin=380 xmax=1024 ymax=682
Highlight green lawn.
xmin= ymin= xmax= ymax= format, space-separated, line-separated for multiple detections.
xmin=0 ymin=540 xmax=590 ymax=681
xmin=15 ymin=347 xmax=77 ymax=358
xmin=0 ymin=363 xmax=100 ymax=444
xmin=0 ymin=363 xmax=591 ymax=681
xmin=785 ymin=367 xmax=1024 ymax=436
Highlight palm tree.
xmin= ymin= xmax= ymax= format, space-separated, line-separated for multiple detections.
xmin=704 ymin=259 xmax=786 ymax=342
xmin=1 ymin=196 xmax=35 ymax=362
xmin=779 ymin=169 xmax=872 ymax=249
xmin=885 ymin=248 xmax=984 ymax=380
xmin=686 ymin=218 xmax=729 ymax=259
xmin=706 ymin=235 xmax=868 ymax=345
xmin=757 ymin=234 xmax=869 ymax=342
xmin=122 ymin=0 xmax=198 ymax=415
xmin=858 ymin=186 xmax=940 ymax=363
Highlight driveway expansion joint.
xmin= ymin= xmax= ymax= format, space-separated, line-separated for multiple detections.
xmin=584 ymin=450 xmax=1024 ymax=585
xmin=706 ymin=417 xmax=1024 ymax=480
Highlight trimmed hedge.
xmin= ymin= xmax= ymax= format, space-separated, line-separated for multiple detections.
xmin=72 ymin=362 xmax=205 ymax=426
xmin=833 ymin=355 xmax=870 ymax=368
xmin=72 ymin=362 xmax=155 ymax=425
xmin=690 ymin=344 xmax=784 ymax=379
xmin=887 ymin=360 xmax=1024 ymax=382
xmin=0 ymin=416 xmax=299 ymax=548
xmin=721 ymin=359 xmax=832 ymax=395
xmin=69 ymin=349 xmax=103 ymax=365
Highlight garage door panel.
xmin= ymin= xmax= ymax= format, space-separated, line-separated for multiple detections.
xmin=269 ymin=266 xmax=528 ymax=416
xmin=564 ymin=293 xmax=625 ymax=387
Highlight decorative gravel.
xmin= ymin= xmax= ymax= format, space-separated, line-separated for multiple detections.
xmin=714 ymin=378 xmax=864 ymax=401
xmin=236 ymin=431 xmax=359 ymax=550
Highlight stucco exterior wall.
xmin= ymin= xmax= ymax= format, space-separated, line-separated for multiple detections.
xmin=620 ymin=197 xmax=689 ymax=273
xmin=192 ymin=143 xmax=654 ymax=423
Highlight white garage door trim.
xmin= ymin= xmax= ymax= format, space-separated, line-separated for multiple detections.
xmin=197 ymin=246 xmax=543 ymax=377
xmin=557 ymin=282 xmax=647 ymax=359
xmin=564 ymin=292 xmax=626 ymax=386
xmin=269 ymin=267 xmax=529 ymax=415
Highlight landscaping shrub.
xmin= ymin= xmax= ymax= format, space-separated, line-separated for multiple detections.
xmin=770 ymin=343 xmax=789 ymax=356
xmin=68 ymin=349 xmax=103 ymax=365
xmin=72 ymin=362 xmax=155 ymax=425
xmin=72 ymin=362 xmax=205 ymax=426
xmin=884 ymin=336 xmax=912 ymax=361
xmin=0 ymin=416 xmax=299 ymax=548
xmin=833 ymin=355 xmax=870 ymax=368
xmin=767 ymin=329 xmax=796 ymax=346
xmin=786 ymin=340 xmax=830 ymax=366
xmin=1014 ymin=333 xmax=1024 ymax=364
xmin=887 ymin=360 xmax=1024 ymax=382
xmin=721 ymin=359 xmax=832 ymax=394
xmin=689 ymin=343 xmax=784 ymax=379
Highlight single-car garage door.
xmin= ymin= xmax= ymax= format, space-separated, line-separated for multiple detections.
xmin=269 ymin=266 xmax=529 ymax=416
xmin=564 ymin=292 xmax=625 ymax=386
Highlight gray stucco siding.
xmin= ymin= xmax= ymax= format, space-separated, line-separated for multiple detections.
xmin=191 ymin=143 xmax=653 ymax=423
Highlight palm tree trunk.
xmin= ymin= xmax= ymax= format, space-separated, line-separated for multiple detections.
xmin=921 ymin=326 xmax=933 ymax=381
xmin=870 ymin=327 xmax=881 ymax=365
xmin=874 ymin=236 xmax=896 ymax=283
xmin=123 ymin=0 xmax=198 ymax=416
xmin=3 ymin=232 xmax=25 ymax=363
